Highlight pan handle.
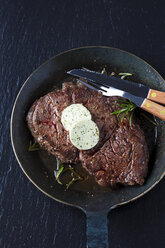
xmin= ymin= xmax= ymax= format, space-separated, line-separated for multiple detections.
xmin=86 ymin=211 xmax=109 ymax=248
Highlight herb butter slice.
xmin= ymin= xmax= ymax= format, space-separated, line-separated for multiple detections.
xmin=69 ymin=120 xmax=99 ymax=150
xmin=61 ymin=104 xmax=91 ymax=131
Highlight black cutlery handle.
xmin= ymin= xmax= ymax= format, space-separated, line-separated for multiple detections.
xmin=86 ymin=211 xmax=108 ymax=248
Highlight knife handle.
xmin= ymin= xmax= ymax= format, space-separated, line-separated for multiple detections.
xmin=147 ymin=89 xmax=165 ymax=104
xmin=141 ymin=99 xmax=165 ymax=120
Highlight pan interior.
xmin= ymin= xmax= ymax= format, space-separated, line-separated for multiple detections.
xmin=11 ymin=47 xmax=165 ymax=212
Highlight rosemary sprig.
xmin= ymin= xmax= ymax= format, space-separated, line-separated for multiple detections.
xmin=111 ymin=99 xmax=137 ymax=126
xmin=28 ymin=140 xmax=40 ymax=151
xmin=54 ymin=159 xmax=84 ymax=189
xmin=101 ymin=68 xmax=106 ymax=74
xmin=66 ymin=177 xmax=81 ymax=189
xmin=110 ymin=71 xmax=115 ymax=76
xmin=54 ymin=159 xmax=64 ymax=184
xmin=118 ymin=72 xmax=133 ymax=79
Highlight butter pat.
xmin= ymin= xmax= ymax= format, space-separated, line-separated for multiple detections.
xmin=61 ymin=104 xmax=91 ymax=131
xmin=69 ymin=120 xmax=99 ymax=150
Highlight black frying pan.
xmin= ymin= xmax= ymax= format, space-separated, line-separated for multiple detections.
xmin=10 ymin=46 xmax=165 ymax=248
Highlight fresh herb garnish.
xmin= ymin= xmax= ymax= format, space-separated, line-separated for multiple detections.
xmin=111 ymin=99 xmax=136 ymax=126
xmin=54 ymin=159 xmax=64 ymax=184
xmin=118 ymin=72 xmax=133 ymax=79
xmin=101 ymin=68 xmax=106 ymax=74
xmin=28 ymin=140 xmax=40 ymax=151
xmin=54 ymin=159 xmax=84 ymax=189
xmin=66 ymin=177 xmax=81 ymax=189
xmin=110 ymin=71 xmax=115 ymax=76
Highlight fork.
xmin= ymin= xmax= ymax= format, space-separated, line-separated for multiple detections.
xmin=78 ymin=79 xmax=165 ymax=121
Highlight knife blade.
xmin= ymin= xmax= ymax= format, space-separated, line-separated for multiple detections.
xmin=67 ymin=68 xmax=150 ymax=98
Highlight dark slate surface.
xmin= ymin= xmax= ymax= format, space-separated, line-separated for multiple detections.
xmin=0 ymin=0 xmax=165 ymax=247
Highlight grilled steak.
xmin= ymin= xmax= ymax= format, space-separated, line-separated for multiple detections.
xmin=80 ymin=118 xmax=149 ymax=186
xmin=26 ymin=83 xmax=79 ymax=163
xmin=26 ymin=82 xmax=149 ymax=187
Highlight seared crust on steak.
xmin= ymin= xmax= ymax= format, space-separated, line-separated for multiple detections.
xmin=26 ymin=82 xmax=149 ymax=187
xmin=27 ymin=85 xmax=78 ymax=163
xmin=80 ymin=118 xmax=149 ymax=186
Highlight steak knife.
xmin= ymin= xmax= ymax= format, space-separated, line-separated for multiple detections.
xmin=67 ymin=68 xmax=165 ymax=121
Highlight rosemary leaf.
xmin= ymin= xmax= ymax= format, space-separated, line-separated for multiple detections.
xmin=56 ymin=176 xmax=63 ymax=185
xmin=110 ymin=72 xmax=115 ymax=76
xmin=55 ymin=165 xmax=64 ymax=183
xmin=118 ymin=72 xmax=133 ymax=79
xmin=101 ymin=68 xmax=106 ymax=74
xmin=54 ymin=159 xmax=64 ymax=185
xmin=28 ymin=140 xmax=40 ymax=151
xmin=129 ymin=109 xmax=135 ymax=126
xmin=68 ymin=167 xmax=84 ymax=180
xmin=111 ymin=99 xmax=136 ymax=125
xmin=111 ymin=108 xmax=128 ymax=115
xmin=66 ymin=178 xmax=80 ymax=189
xmin=54 ymin=159 xmax=84 ymax=189
xmin=121 ymin=112 xmax=126 ymax=122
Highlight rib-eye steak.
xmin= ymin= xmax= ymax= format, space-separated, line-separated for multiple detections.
xmin=26 ymin=82 xmax=149 ymax=187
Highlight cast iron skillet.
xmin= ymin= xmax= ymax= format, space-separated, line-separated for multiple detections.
xmin=11 ymin=46 xmax=165 ymax=248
